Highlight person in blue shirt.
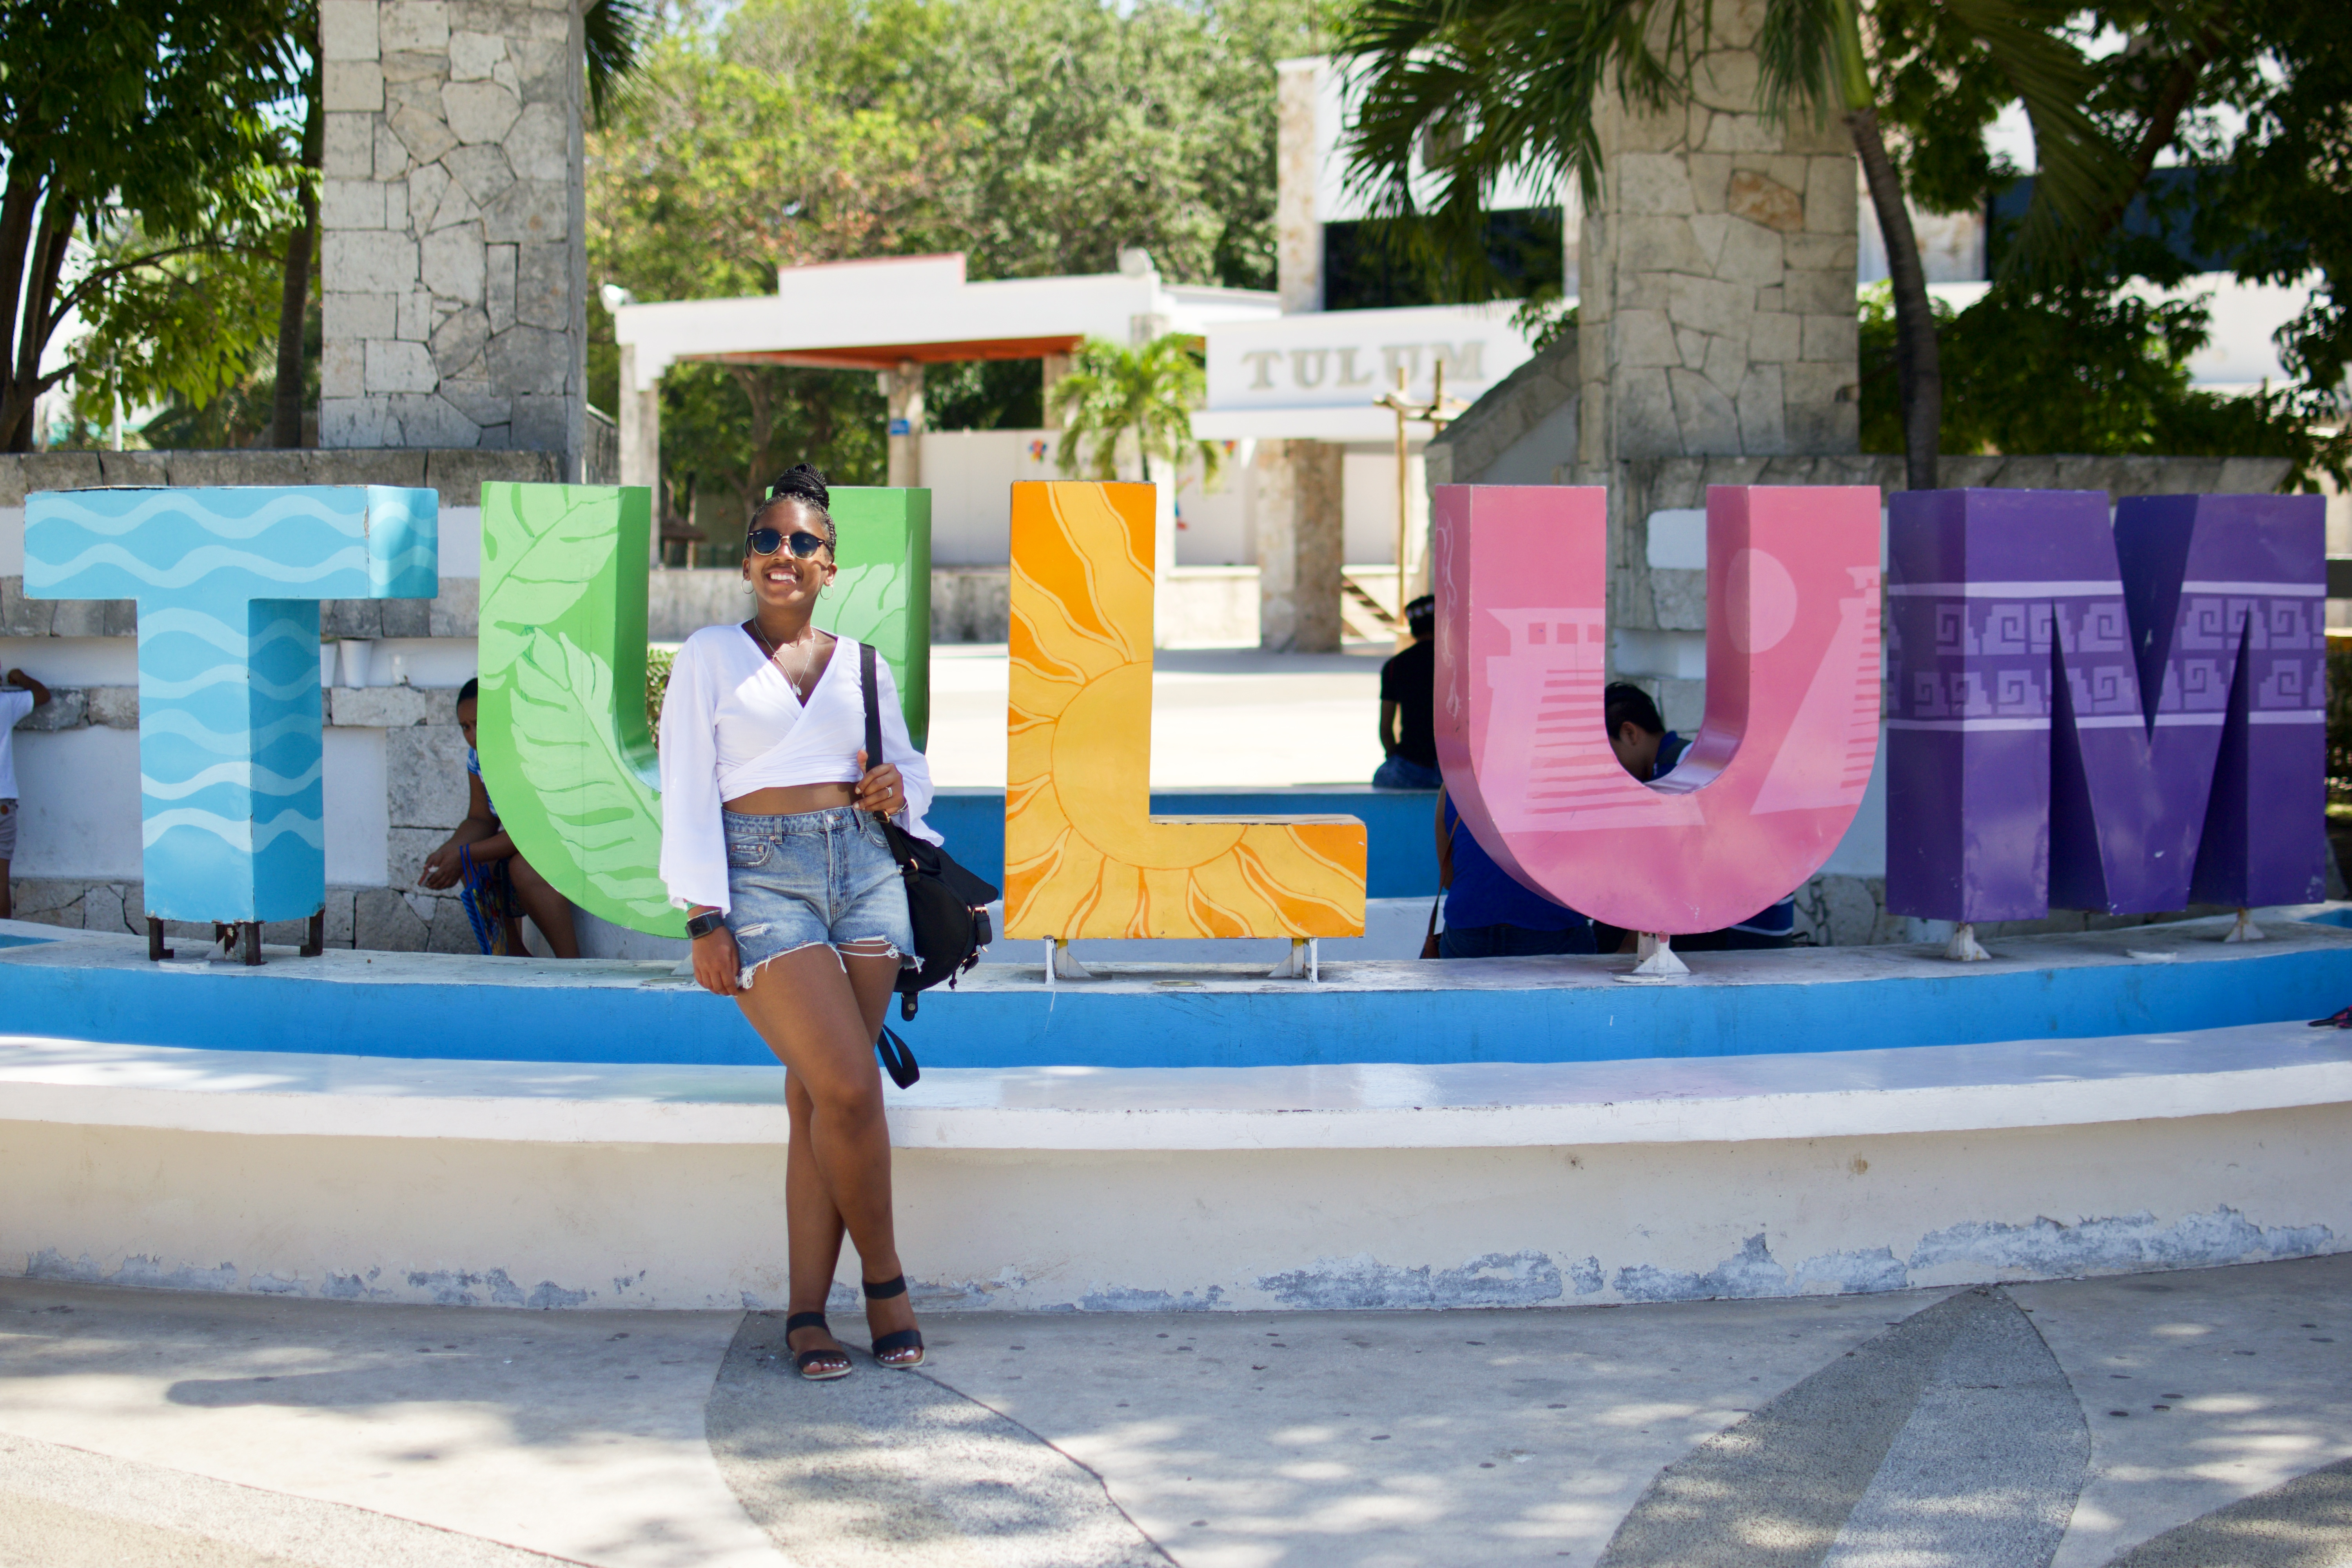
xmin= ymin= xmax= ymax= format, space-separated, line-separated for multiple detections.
xmin=1589 ymin=681 xmax=1797 ymax=954
xmin=1434 ymin=791 xmax=1597 ymax=958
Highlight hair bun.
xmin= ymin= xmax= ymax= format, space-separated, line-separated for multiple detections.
xmin=766 ymin=463 xmax=830 ymax=512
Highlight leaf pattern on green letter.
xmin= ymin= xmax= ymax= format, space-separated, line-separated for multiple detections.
xmin=477 ymin=483 xmax=931 ymax=939
xmin=506 ymin=627 xmax=673 ymax=924
xmin=478 ymin=483 xmax=681 ymax=938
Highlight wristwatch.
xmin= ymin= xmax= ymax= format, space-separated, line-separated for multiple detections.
xmin=686 ymin=909 xmax=727 ymax=940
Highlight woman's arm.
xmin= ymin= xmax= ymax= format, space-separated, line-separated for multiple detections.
xmin=1433 ymin=793 xmax=1454 ymax=888
xmin=420 ymin=772 xmax=505 ymax=888
xmin=4 ymin=668 xmax=51 ymax=707
xmin=1380 ymin=699 xmax=1401 ymax=756
xmin=657 ymin=638 xmax=734 ymax=913
xmin=867 ymin=656 xmax=941 ymax=841
xmin=688 ymin=903 xmax=739 ymax=996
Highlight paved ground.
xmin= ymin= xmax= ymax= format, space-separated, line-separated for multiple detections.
xmin=926 ymin=644 xmax=1393 ymax=789
xmin=2 ymin=1256 xmax=2349 ymax=1567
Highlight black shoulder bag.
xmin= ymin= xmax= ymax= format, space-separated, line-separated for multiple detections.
xmin=860 ymin=644 xmax=999 ymax=1086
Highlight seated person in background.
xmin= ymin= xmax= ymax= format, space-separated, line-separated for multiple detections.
xmin=1433 ymin=789 xmax=1597 ymax=958
xmin=1589 ymin=681 xmax=1796 ymax=955
xmin=418 ymin=679 xmax=581 ymax=958
xmin=1372 ymin=595 xmax=1442 ymax=790
xmin=1 ymin=667 xmax=52 ymax=921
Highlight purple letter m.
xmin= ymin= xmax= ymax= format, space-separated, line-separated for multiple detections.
xmin=1886 ymin=489 xmax=2326 ymax=923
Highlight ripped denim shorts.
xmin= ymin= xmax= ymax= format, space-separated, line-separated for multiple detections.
xmin=722 ymin=806 xmax=915 ymax=987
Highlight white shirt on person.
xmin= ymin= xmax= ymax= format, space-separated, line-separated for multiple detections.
xmin=0 ymin=687 xmax=33 ymax=799
xmin=657 ymin=624 xmax=937 ymax=915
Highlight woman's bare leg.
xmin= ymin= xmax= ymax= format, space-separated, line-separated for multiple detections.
xmin=738 ymin=944 xmax=918 ymax=1359
xmin=507 ymin=855 xmax=580 ymax=958
xmin=781 ymin=1071 xmax=849 ymax=1367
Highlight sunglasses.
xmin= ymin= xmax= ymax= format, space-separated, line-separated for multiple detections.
xmin=746 ymin=527 xmax=830 ymax=559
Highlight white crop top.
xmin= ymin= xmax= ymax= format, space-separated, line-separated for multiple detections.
xmin=657 ymin=624 xmax=939 ymax=914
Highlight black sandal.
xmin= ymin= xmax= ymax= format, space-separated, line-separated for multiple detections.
xmin=864 ymin=1275 xmax=925 ymax=1368
xmin=2311 ymin=1005 xmax=2352 ymax=1028
xmin=783 ymin=1311 xmax=852 ymax=1381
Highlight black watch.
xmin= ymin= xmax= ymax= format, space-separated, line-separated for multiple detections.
xmin=686 ymin=909 xmax=727 ymax=940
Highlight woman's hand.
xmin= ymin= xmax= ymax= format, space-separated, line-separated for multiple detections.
xmin=854 ymin=751 xmax=905 ymax=816
xmin=692 ymin=925 xmax=741 ymax=996
xmin=419 ymin=839 xmax=465 ymax=890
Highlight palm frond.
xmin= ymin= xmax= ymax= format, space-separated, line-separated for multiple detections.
xmin=585 ymin=0 xmax=654 ymax=129
xmin=1938 ymin=0 xmax=2137 ymax=279
xmin=1755 ymin=0 xmax=1862 ymax=120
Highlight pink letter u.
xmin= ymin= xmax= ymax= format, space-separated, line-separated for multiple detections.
xmin=1432 ymin=485 xmax=1882 ymax=936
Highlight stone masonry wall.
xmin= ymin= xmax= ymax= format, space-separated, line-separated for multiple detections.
xmin=1574 ymin=0 xmax=1859 ymax=469
xmin=318 ymin=0 xmax=588 ymax=464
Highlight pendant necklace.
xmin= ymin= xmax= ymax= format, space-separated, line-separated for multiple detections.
xmin=748 ymin=619 xmax=821 ymax=700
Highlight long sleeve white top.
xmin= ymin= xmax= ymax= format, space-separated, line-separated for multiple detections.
xmin=658 ymin=625 xmax=938 ymax=914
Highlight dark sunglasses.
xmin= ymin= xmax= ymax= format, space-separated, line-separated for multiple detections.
xmin=746 ymin=527 xmax=829 ymax=559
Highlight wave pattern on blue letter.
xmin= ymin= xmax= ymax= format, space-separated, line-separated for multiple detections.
xmin=24 ymin=486 xmax=437 ymax=924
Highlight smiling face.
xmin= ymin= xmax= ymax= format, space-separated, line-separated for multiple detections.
xmin=742 ymin=497 xmax=837 ymax=613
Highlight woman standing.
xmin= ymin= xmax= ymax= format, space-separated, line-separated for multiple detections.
xmin=659 ymin=464 xmax=933 ymax=1381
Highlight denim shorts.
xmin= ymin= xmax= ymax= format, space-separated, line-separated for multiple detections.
xmin=722 ymin=806 xmax=915 ymax=987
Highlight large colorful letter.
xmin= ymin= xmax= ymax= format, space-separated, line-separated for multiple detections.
xmin=476 ymin=483 xmax=931 ymax=937
xmin=24 ymin=485 xmax=436 ymax=923
xmin=1433 ymin=484 xmax=1881 ymax=935
xmin=1885 ymin=488 xmax=2324 ymax=921
xmin=1004 ymin=481 xmax=1366 ymax=938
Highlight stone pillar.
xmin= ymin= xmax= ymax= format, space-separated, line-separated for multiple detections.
xmin=1256 ymin=440 xmax=1343 ymax=652
xmin=883 ymin=360 xmax=924 ymax=488
xmin=1275 ymin=58 xmax=1325 ymax=314
xmin=1573 ymin=0 xmax=1858 ymax=470
xmin=317 ymin=0 xmax=589 ymax=470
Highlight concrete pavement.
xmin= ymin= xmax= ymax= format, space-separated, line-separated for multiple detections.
xmin=2 ymin=1256 xmax=2348 ymax=1567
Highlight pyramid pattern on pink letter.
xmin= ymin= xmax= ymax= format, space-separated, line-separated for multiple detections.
xmin=1432 ymin=484 xmax=1882 ymax=936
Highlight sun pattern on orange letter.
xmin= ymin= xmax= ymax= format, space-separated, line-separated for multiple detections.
xmin=1003 ymin=481 xmax=1367 ymax=940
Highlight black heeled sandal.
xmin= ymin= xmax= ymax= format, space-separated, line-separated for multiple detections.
xmin=783 ymin=1311 xmax=853 ymax=1381
xmin=864 ymin=1275 xmax=925 ymax=1368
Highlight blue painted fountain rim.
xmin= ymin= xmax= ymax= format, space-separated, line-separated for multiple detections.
xmin=5 ymin=909 xmax=2350 ymax=1071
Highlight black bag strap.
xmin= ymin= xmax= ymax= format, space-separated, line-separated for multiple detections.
xmin=860 ymin=642 xmax=884 ymax=777
xmin=875 ymin=1023 xmax=920 ymax=1088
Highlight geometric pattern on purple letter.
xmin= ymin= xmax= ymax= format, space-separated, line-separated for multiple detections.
xmin=1886 ymin=488 xmax=2324 ymax=922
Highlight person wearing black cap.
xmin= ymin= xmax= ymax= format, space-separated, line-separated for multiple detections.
xmin=1372 ymin=594 xmax=1441 ymax=790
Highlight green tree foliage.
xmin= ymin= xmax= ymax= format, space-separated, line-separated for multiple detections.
xmin=1858 ymin=281 xmax=2333 ymax=473
xmin=1335 ymin=0 xmax=2256 ymax=488
xmin=2192 ymin=1 xmax=2352 ymax=483
xmin=1048 ymin=333 xmax=1218 ymax=483
xmin=0 ymin=0 xmax=303 ymax=450
xmin=588 ymin=0 xmax=1313 ymax=551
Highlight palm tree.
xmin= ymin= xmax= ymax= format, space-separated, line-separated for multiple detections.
xmin=1049 ymin=333 xmax=1223 ymax=487
xmin=1339 ymin=0 xmax=2176 ymax=490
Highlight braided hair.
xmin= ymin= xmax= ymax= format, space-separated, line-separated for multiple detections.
xmin=751 ymin=462 xmax=834 ymax=544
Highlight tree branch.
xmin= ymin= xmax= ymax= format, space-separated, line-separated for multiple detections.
xmin=42 ymin=236 xmax=248 ymax=335
xmin=2087 ymin=6 xmax=2236 ymax=249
